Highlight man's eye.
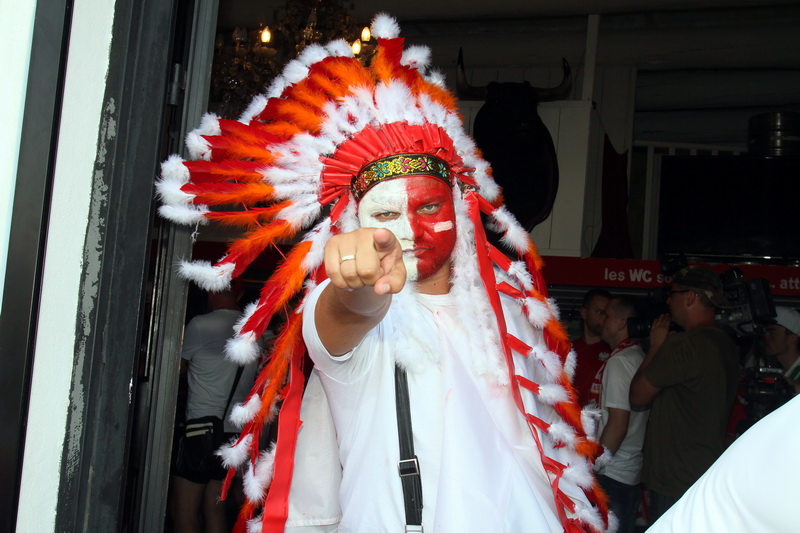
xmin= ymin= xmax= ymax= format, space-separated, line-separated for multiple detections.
xmin=374 ymin=211 xmax=399 ymax=221
xmin=418 ymin=203 xmax=442 ymax=214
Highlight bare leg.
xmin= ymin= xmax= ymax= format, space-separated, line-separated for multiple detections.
xmin=170 ymin=475 xmax=205 ymax=533
xmin=202 ymin=479 xmax=229 ymax=533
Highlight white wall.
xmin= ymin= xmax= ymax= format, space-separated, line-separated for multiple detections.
xmin=15 ymin=0 xmax=117 ymax=530
xmin=0 ymin=0 xmax=37 ymax=304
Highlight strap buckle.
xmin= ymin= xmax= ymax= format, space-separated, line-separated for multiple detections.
xmin=405 ymin=526 xmax=424 ymax=532
xmin=398 ymin=457 xmax=420 ymax=477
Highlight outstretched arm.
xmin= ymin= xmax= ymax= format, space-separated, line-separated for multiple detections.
xmin=315 ymin=227 xmax=406 ymax=356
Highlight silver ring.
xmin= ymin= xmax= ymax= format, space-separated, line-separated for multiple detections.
xmin=340 ymin=254 xmax=356 ymax=263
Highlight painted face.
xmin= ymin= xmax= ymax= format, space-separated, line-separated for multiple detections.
xmin=357 ymin=176 xmax=457 ymax=282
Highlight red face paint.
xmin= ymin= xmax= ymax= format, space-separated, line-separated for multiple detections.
xmin=357 ymin=176 xmax=457 ymax=281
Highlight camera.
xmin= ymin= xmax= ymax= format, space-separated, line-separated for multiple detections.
xmin=626 ymin=267 xmax=775 ymax=341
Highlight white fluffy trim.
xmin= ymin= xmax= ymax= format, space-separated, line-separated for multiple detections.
xmin=547 ymin=420 xmax=578 ymax=448
xmin=225 ymin=331 xmax=261 ymax=364
xmin=301 ymin=219 xmax=333 ymax=272
xmin=491 ymin=206 xmax=530 ymax=253
xmin=581 ymin=406 xmax=603 ymax=440
xmin=537 ymin=383 xmax=569 ymax=405
xmin=282 ymin=59 xmax=309 ymax=84
xmin=229 ymin=394 xmax=262 ymax=427
xmin=507 ymin=260 xmax=534 ymax=292
xmin=371 ymin=13 xmax=400 ymax=39
xmin=325 ymin=38 xmax=354 ymax=57
xmin=297 ymin=43 xmax=329 ymax=66
xmin=178 ymin=260 xmax=234 ymax=291
xmin=564 ymin=349 xmax=578 ymax=380
xmin=562 ymin=459 xmax=595 ymax=489
xmin=594 ymin=445 xmax=614 ymax=469
xmin=239 ymin=94 xmax=268 ymax=124
xmin=243 ymin=443 xmax=277 ymax=504
xmin=217 ymin=433 xmax=252 ymax=468
xmin=246 ymin=516 xmax=263 ymax=533
xmin=401 ymin=45 xmax=431 ymax=70
xmin=158 ymin=204 xmax=209 ymax=225
xmin=575 ymin=500 xmax=615 ymax=533
xmin=524 ymin=297 xmax=552 ymax=328
xmin=530 ymin=345 xmax=563 ymax=381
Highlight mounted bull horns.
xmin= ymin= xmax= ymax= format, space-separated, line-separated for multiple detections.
xmin=456 ymin=48 xmax=572 ymax=102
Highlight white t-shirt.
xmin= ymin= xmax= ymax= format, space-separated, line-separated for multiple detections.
xmin=181 ymin=309 xmax=258 ymax=433
xmin=597 ymin=343 xmax=649 ymax=485
xmin=647 ymin=395 xmax=800 ymax=532
xmin=300 ymin=280 xmax=590 ymax=532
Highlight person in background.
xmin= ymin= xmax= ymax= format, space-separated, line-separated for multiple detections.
xmin=630 ymin=266 xmax=739 ymax=524
xmin=170 ymin=289 xmax=258 ymax=533
xmin=762 ymin=306 xmax=800 ymax=395
xmin=594 ymin=296 xmax=649 ymax=533
xmin=572 ymin=288 xmax=612 ymax=407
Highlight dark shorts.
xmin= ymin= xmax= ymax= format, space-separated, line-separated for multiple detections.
xmin=174 ymin=416 xmax=235 ymax=484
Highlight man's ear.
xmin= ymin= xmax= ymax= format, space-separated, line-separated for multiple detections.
xmin=579 ymin=307 xmax=588 ymax=321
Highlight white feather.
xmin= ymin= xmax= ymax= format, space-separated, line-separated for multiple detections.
xmin=562 ymin=459 xmax=595 ymax=489
xmin=547 ymin=297 xmax=561 ymax=321
xmin=246 ymin=516 xmax=263 ymax=533
xmin=564 ymin=349 xmax=577 ymax=380
xmin=581 ymin=406 xmax=603 ymax=439
xmin=155 ymin=175 xmax=194 ymax=206
xmin=185 ymin=130 xmax=212 ymax=161
xmin=243 ymin=443 xmax=277 ymax=503
xmin=216 ymin=433 xmax=252 ymax=468
xmin=301 ymin=219 xmax=333 ymax=272
xmin=266 ymin=76 xmax=288 ymax=99
xmin=371 ymin=13 xmax=400 ymax=39
xmin=400 ymin=45 xmax=431 ymax=70
xmin=282 ymin=59 xmax=309 ymax=84
xmin=425 ymin=69 xmax=447 ymax=88
xmin=178 ymin=260 xmax=234 ymax=291
xmin=297 ymin=43 xmax=329 ymax=66
xmin=325 ymin=38 xmax=354 ymax=57
xmin=239 ymin=94 xmax=269 ymax=124
xmin=225 ymin=331 xmax=262 ymax=364
xmin=159 ymin=154 xmax=189 ymax=184
xmin=234 ymin=302 xmax=258 ymax=335
xmin=158 ymin=204 xmax=209 ymax=225
xmin=229 ymin=394 xmax=262 ymax=427
xmin=377 ymin=81 xmax=417 ymax=122
xmin=538 ymin=383 xmax=569 ymax=405
xmin=531 ymin=346 xmax=563 ymax=380
xmin=547 ymin=420 xmax=578 ymax=448
xmin=524 ymin=297 xmax=552 ymax=327
xmin=277 ymin=201 xmax=321 ymax=229
xmin=507 ymin=261 xmax=534 ymax=291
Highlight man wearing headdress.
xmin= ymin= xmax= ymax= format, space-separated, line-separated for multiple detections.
xmin=157 ymin=14 xmax=614 ymax=533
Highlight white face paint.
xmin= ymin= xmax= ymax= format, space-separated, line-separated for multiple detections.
xmin=358 ymin=178 xmax=420 ymax=280
xmin=356 ymin=176 xmax=457 ymax=283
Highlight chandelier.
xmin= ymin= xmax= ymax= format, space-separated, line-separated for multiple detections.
xmin=209 ymin=0 xmax=375 ymax=119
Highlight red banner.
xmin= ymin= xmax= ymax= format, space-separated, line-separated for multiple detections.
xmin=540 ymin=256 xmax=800 ymax=297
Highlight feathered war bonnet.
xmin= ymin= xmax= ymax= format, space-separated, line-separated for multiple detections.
xmin=156 ymin=13 xmax=611 ymax=533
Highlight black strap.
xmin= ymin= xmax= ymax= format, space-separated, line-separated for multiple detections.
xmin=224 ymin=365 xmax=245 ymax=418
xmin=395 ymin=364 xmax=423 ymax=531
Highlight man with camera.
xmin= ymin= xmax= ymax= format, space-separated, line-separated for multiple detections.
xmin=629 ymin=266 xmax=739 ymax=524
xmin=593 ymin=296 xmax=649 ymax=533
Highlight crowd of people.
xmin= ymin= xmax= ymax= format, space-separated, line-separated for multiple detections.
xmin=571 ymin=268 xmax=799 ymax=531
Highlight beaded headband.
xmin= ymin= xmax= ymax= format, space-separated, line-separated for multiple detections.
xmin=352 ymin=153 xmax=452 ymax=201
